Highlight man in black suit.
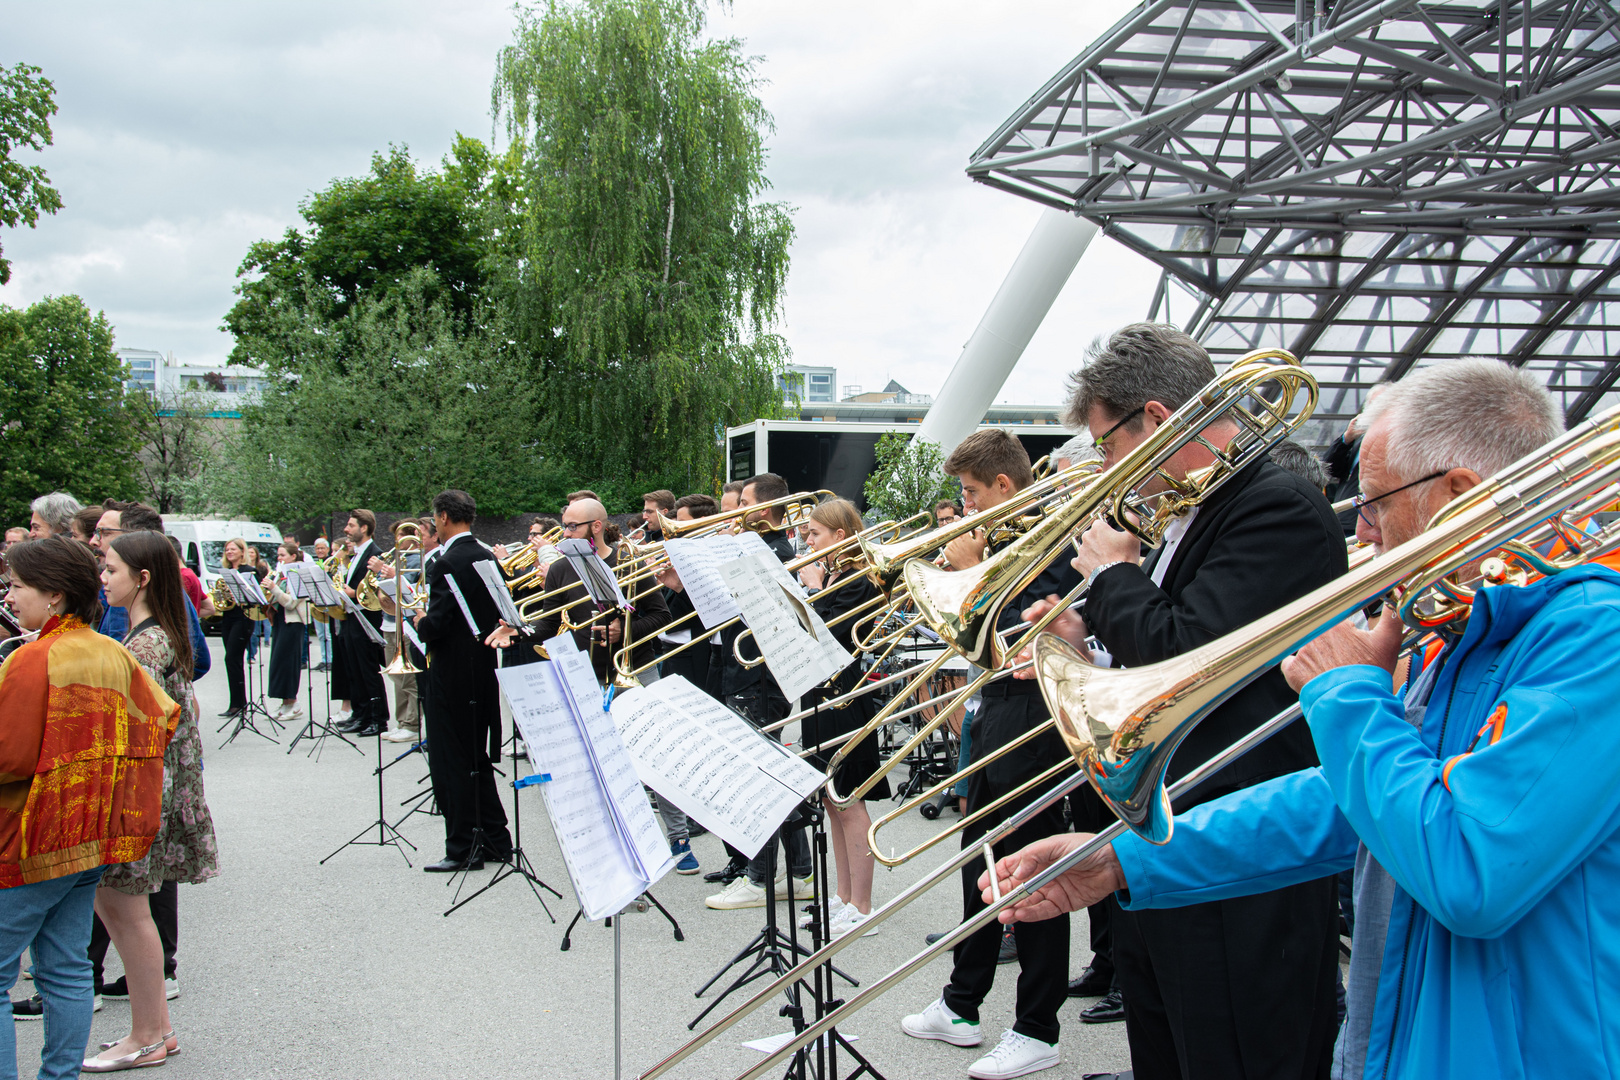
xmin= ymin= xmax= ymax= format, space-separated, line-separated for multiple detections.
xmin=1033 ymin=323 xmax=1346 ymax=1079
xmin=414 ymin=490 xmax=513 ymax=872
xmin=333 ymin=509 xmax=388 ymax=736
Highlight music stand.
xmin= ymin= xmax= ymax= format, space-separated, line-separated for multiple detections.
xmin=320 ymin=728 xmax=416 ymax=868
xmin=216 ymin=570 xmax=281 ymax=748
xmin=285 ymin=565 xmax=359 ymax=756
xmin=443 ymin=753 xmax=562 ymax=920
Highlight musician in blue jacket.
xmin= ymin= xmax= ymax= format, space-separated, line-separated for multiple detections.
xmin=996 ymin=357 xmax=1620 ymax=1079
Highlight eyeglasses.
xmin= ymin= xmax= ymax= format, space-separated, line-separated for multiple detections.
xmin=1352 ymin=470 xmax=1450 ymax=528
xmin=93 ymin=527 xmax=125 ymax=539
xmin=1094 ymin=406 xmax=1146 ymax=455
xmin=561 ymin=520 xmax=601 ymax=533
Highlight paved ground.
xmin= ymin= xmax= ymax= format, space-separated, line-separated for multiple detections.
xmin=12 ymin=647 xmax=1131 ymax=1079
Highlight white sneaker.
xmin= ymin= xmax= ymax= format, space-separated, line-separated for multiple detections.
xmin=281 ymin=704 xmax=304 ymax=721
xmin=800 ymin=897 xmax=847 ymax=929
xmin=705 ymin=877 xmax=767 ymax=910
xmin=967 ymin=1029 xmax=1060 ymax=1079
xmin=900 ymin=997 xmax=982 ymax=1047
xmin=165 ymin=976 xmax=178 ymax=1000
xmin=832 ymin=908 xmax=879 ymax=938
xmin=789 ymin=874 xmax=814 ymax=900
xmin=381 ymin=728 xmax=419 ymax=743
xmin=514 ymin=738 xmax=528 ymax=760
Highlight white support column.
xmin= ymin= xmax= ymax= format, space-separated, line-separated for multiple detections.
xmin=916 ymin=208 xmax=1098 ymax=454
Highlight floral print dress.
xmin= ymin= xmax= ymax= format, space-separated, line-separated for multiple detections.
xmin=101 ymin=624 xmax=220 ymax=894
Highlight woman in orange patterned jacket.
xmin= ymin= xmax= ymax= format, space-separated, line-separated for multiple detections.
xmin=0 ymin=537 xmax=178 ymax=1080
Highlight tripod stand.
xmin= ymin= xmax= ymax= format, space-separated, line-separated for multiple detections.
xmin=444 ymin=731 xmax=561 ymax=919
xmin=218 ymin=622 xmax=283 ymax=748
xmin=690 ymin=808 xmax=859 ymax=1031
xmin=320 ymin=730 xmax=415 ymax=867
xmin=288 ymin=628 xmax=358 ymax=756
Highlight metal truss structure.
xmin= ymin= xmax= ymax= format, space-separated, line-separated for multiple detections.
xmin=969 ymin=0 xmax=1620 ymax=444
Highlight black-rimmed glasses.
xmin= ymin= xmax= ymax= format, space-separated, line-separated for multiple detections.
xmin=93 ymin=527 xmax=126 ymax=539
xmin=1352 ymin=470 xmax=1450 ymax=528
xmin=1094 ymin=406 xmax=1146 ymax=455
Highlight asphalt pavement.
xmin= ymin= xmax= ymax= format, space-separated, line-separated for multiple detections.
xmin=10 ymin=643 xmax=1131 ymax=1079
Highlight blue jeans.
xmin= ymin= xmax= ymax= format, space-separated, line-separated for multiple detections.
xmin=248 ymin=619 xmax=271 ymax=660
xmin=0 ymin=867 xmax=104 ymax=1080
xmin=314 ymin=620 xmax=332 ymax=664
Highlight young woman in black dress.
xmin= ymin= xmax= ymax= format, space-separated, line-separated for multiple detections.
xmin=798 ymin=498 xmax=890 ymax=937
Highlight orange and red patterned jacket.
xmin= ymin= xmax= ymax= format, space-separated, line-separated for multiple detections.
xmin=0 ymin=615 xmax=179 ymax=888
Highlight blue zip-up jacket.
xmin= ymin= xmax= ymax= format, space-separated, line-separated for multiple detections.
xmin=99 ymin=598 xmax=211 ymax=681
xmin=1111 ymin=565 xmax=1620 ymax=1079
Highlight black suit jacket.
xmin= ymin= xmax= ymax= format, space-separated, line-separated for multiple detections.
xmin=720 ymin=529 xmax=797 ymax=698
xmin=416 ymin=533 xmax=501 ymax=727
xmin=1082 ymin=458 xmax=1347 ymax=810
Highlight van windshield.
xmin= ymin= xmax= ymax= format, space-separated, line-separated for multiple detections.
xmin=200 ymin=541 xmax=279 ymax=572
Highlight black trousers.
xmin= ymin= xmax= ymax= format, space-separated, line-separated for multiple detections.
xmin=727 ymin=684 xmax=810 ymax=881
xmin=660 ymin=636 xmax=711 ymax=697
xmin=1069 ymin=784 xmax=1119 ymax=985
xmin=89 ymin=881 xmax=178 ymax=983
xmin=1114 ymin=875 xmax=1340 ymax=1080
xmin=943 ymin=684 xmax=1070 ymax=1046
xmin=424 ymin=670 xmax=511 ymax=864
xmin=221 ymin=615 xmax=254 ymax=711
xmin=268 ymin=621 xmax=306 ymax=700
xmin=333 ymin=612 xmax=386 ymax=721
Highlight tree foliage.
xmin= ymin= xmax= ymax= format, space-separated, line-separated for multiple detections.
xmin=863 ymin=432 xmax=957 ymax=525
xmin=492 ymin=0 xmax=794 ymax=482
xmin=129 ymin=388 xmax=223 ymax=514
xmin=222 ymin=145 xmax=489 ymax=368
xmin=0 ymin=296 xmax=139 ymax=525
xmin=204 ymin=270 xmax=558 ymax=521
xmin=0 ymin=62 xmax=64 ymax=286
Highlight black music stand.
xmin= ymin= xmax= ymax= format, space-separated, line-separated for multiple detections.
xmin=444 ymin=734 xmax=561 ymax=919
xmin=320 ymin=729 xmax=416 ymax=867
xmin=287 ymin=568 xmax=360 ymax=757
xmin=217 ymin=571 xmax=282 ymax=748
xmin=689 ymin=806 xmax=859 ymax=1031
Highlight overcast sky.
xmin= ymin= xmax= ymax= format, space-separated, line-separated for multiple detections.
xmin=0 ymin=0 xmax=1157 ymax=407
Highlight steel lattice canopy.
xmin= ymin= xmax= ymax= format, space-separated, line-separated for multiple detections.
xmin=969 ymin=0 xmax=1620 ymax=443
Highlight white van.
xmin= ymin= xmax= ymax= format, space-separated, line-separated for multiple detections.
xmin=163 ymin=519 xmax=283 ymax=628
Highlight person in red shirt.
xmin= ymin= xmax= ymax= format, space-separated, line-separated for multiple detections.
xmin=166 ymin=536 xmax=214 ymax=620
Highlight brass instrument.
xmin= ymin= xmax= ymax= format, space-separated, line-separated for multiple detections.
xmin=209 ymin=576 xmax=235 ymax=615
xmin=822 ymin=349 xmax=1318 ymax=809
xmin=641 ymin=410 xmax=1620 ymax=1080
xmin=381 ymin=522 xmax=427 ymax=676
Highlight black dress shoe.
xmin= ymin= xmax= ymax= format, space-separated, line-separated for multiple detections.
xmin=997 ymin=927 xmax=1018 ymax=964
xmin=479 ymin=849 xmax=513 ymax=864
xmin=1080 ymin=987 xmax=1125 ymax=1024
xmin=354 ymin=722 xmax=386 ymax=737
xmin=218 ymin=706 xmax=242 ymax=718
xmin=335 ymin=717 xmax=366 ymax=733
xmin=703 ymin=855 xmax=748 ymax=884
xmin=1067 ymin=962 xmax=1114 ymax=997
xmin=423 ymin=857 xmax=483 ymax=873
xmin=925 ymin=931 xmax=949 ymax=944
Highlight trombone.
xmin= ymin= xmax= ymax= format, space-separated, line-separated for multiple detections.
xmin=821 ymin=348 xmax=1319 ymax=809
xmin=643 ymin=409 xmax=1620 ymax=1080
xmin=380 ymin=522 xmax=427 ymax=676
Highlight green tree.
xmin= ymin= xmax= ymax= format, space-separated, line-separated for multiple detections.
xmin=863 ymin=432 xmax=957 ymax=524
xmin=0 ymin=295 xmax=140 ymax=524
xmin=222 ymin=145 xmax=488 ymax=368
xmin=493 ymin=0 xmax=794 ymax=484
xmin=0 ymin=62 xmax=64 ymax=286
xmin=205 ymin=269 xmax=550 ymax=522
xmin=129 ymin=388 xmax=222 ymax=514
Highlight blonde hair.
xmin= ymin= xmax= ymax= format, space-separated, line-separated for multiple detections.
xmin=224 ymin=537 xmax=250 ymax=567
xmin=810 ymin=498 xmax=866 ymax=567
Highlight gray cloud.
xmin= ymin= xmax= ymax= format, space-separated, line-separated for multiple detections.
xmin=1 ymin=0 xmax=1155 ymax=409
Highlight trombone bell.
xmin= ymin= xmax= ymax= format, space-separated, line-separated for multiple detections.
xmin=1034 ymin=633 xmax=1212 ymax=845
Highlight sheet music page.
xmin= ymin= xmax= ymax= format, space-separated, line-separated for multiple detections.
xmin=235 ymin=572 xmax=268 ymax=606
xmin=555 ymin=538 xmax=629 ymax=610
xmin=441 ymin=573 xmax=483 ymax=638
xmin=401 ymin=617 xmax=424 ymax=654
xmin=549 ymin=641 xmax=674 ymax=887
xmin=472 ymin=560 xmax=525 ymax=627
xmin=658 ymin=676 xmax=827 ymax=799
xmin=662 ymin=532 xmax=771 ymax=629
xmin=292 ymin=565 xmax=340 ymax=607
xmin=497 ymin=662 xmax=643 ymax=920
xmin=336 ymin=593 xmax=387 ymax=645
xmin=719 ymin=552 xmax=851 ymax=703
xmin=610 ymin=676 xmax=819 ymax=856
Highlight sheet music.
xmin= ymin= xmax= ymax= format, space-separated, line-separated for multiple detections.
xmin=555 ymin=538 xmax=629 ymax=610
xmin=235 ymin=570 xmax=268 ymax=607
xmin=375 ymin=576 xmax=417 ymax=605
xmin=272 ymin=568 xmax=306 ymax=599
xmin=401 ymin=616 xmax=424 ymax=654
xmin=473 ymin=560 xmax=525 ymax=628
xmin=291 ymin=565 xmax=341 ymax=608
xmin=339 ymin=593 xmax=387 ymax=645
xmin=610 ymin=675 xmax=824 ymax=857
xmin=497 ymin=661 xmax=645 ymax=920
xmin=549 ymin=640 xmax=672 ymax=884
xmin=720 ymin=552 xmax=851 ymax=702
xmin=442 ymin=573 xmax=483 ymax=638
xmin=662 ymin=532 xmax=772 ymax=629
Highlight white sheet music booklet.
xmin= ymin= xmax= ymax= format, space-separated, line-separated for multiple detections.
xmin=495 ymin=634 xmax=673 ymax=920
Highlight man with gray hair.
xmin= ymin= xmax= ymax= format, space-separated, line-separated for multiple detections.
xmin=1024 ymin=322 xmax=1348 ymax=1079
xmin=28 ymin=492 xmax=82 ymax=538
xmin=986 ymin=357 xmax=1620 ymax=1080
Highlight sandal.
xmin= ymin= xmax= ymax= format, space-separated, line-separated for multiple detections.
xmin=100 ymin=1031 xmax=177 ymax=1057
xmin=81 ymin=1037 xmax=166 ymax=1071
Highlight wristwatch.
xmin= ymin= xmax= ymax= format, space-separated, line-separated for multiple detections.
xmin=1087 ymin=560 xmax=1131 ymax=588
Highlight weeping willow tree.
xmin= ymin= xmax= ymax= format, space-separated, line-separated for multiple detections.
xmin=492 ymin=0 xmax=794 ymax=486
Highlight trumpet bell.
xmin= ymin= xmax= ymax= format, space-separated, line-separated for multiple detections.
xmin=1033 ymin=632 xmax=1211 ymax=845
xmin=903 ymin=558 xmax=1004 ymax=668
xmin=383 ymin=650 xmax=422 ymax=675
